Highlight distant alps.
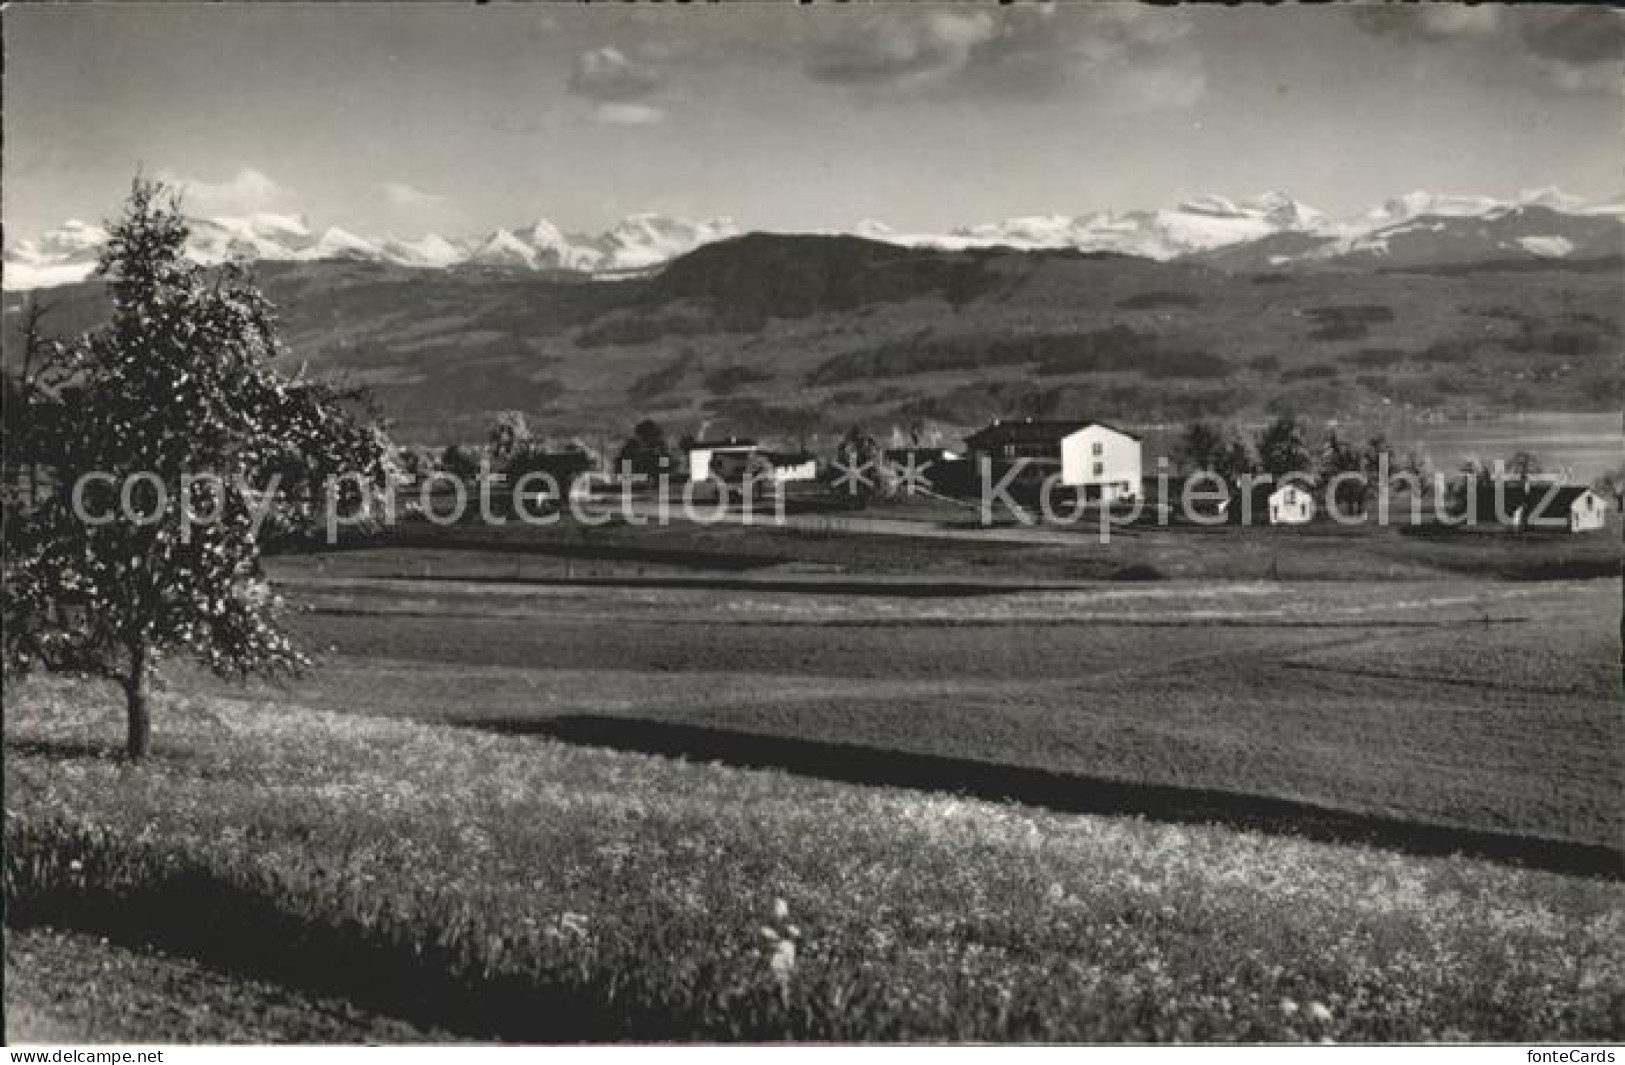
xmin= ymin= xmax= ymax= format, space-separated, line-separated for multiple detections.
xmin=6 ymin=187 xmax=1621 ymax=291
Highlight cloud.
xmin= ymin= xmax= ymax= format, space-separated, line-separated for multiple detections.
xmin=157 ymin=167 xmax=294 ymax=215
xmin=1519 ymin=8 xmax=1624 ymax=93
xmin=1351 ymin=5 xmax=1502 ymax=41
xmin=1538 ymin=62 xmax=1620 ymax=95
xmin=567 ymin=44 xmax=672 ymax=124
xmin=803 ymin=6 xmax=1205 ymax=110
xmin=378 ymin=181 xmax=446 ymax=211
xmin=1105 ymin=55 xmax=1207 ymax=112
xmin=568 ymin=45 xmax=666 ymax=103
xmin=590 ymin=102 xmax=666 ymax=126
xmin=806 ymin=11 xmax=998 ymax=89
xmin=1352 ymin=5 xmax=1622 ymax=95
xmin=1519 ymin=7 xmax=1622 ymax=65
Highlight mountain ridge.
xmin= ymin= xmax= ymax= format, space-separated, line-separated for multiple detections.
xmin=7 ymin=231 xmax=1617 ymax=448
xmin=8 ymin=188 xmax=1622 ymax=291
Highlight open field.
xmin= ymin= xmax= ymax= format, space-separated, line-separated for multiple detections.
xmin=8 ymin=526 xmax=1622 ymax=1040
xmin=280 ymin=505 xmax=1624 ymax=583
xmin=6 ymin=676 xmax=1622 ymax=1042
xmin=252 ymin=568 xmax=1623 ymax=858
xmin=7 ymin=4 xmax=1622 ymax=1046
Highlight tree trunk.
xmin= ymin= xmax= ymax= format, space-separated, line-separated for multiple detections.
xmin=124 ymin=642 xmax=152 ymax=761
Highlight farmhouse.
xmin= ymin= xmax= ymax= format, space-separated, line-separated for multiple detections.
xmin=963 ymin=419 xmax=1142 ymax=501
xmin=1471 ymin=483 xmax=1607 ymax=532
xmin=1221 ymin=481 xmax=1315 ymax=525
xmin=686 ymin=437 xmax=758 ymax=481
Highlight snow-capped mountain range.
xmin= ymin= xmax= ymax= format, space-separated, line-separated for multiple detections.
xmin=2 ymin=212 xmax=747 ymax=291
xmin=7 ymin=188 xmax=1622 ymax=291
xmin=864 ymin=188 xmax=1622 ymax=262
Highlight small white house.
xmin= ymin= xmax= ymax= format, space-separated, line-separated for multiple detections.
xmin=1221 ymin=481 xmax=1315 ymax=525
xmin=686 ymin=437 xmax=758 ymax=482
xmin=964 ymin=419 xmax=1142 ymax=502
xmin=1563 ymin=488 xmax=1609 ymax=532
xmin=1473 ymin=483 xmax=1608 ymax=533
xmin=1266 ymin=483 xmax=1314 ymax=525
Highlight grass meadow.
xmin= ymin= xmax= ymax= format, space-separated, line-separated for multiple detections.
xmin=5 ymin=678 xmax=1622 ymax=1042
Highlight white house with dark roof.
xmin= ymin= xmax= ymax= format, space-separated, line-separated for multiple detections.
xmin=963 ymin=419 xmax=1143 ymax=502
xmin=686 ymin=436 xmax=758 ymax=481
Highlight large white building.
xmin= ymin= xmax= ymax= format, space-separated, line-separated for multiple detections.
xmin=964 ymin=419 xmax=1143 ymax=502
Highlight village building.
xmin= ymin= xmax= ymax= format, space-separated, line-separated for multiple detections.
xmin=686 ymin=437 xmax=758 ymax=481
xmin=1221 ymin=481 xmax=1315 ymax=525
xmin=709 ymin=449 xmax=818 ymax=485
xmin=1470 ymin=483 xmax=1607 ymax=533
xmin=963 ymin=419 xmax=1142 ymax=502
xmin=759 ymin=451 xmax=819 ymax=484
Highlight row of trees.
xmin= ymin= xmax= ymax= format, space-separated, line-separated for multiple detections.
xmin=391 ymin=413 xmax=681 ymax=484
xmin=1178 ymin=416 xmax=1427 ymax=512
xmin=406 ymin=413 xmax=955 ymax=492
xmin=1178 ymin=416 xmax=1617 ymax=514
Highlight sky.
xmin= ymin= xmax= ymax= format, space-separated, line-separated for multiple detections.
xmin=5 ymin=3 xmax=1621 ymax=239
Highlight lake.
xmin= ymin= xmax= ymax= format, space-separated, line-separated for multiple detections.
xmin=1384 ymin=412 xmax=1622 ymax=483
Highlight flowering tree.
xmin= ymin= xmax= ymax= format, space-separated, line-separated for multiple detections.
xmin=2 ymin=178 xmax=386 ymax=759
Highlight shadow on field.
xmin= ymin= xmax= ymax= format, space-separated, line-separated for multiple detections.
xmin=357 ymin=572 xmax=1082 ymax=598
xmin=485 ymin=714 xmax=1623 ymax=880
xmin=276 ymin=529 xmax=793 ymax=573
xmin=4 ymin=737 xmax=124 ymax=762
xmin=5 ymin=857 xmax=763 ymax=1042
